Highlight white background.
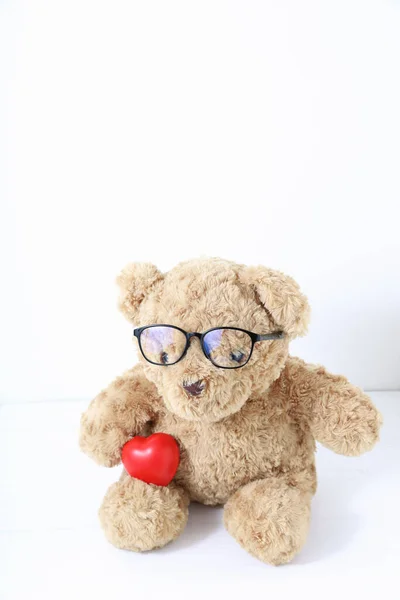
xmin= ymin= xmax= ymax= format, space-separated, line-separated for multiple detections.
xmin=1 ymin=0 xmax=400 ymax=402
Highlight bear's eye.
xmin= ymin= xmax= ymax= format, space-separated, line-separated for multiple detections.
xmin=230 ymin=350 xmax=246 ymax=363
xmin=160 ymin=351 xmax=169 ymax=364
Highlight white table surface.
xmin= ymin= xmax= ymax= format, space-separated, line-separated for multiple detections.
xmin=1 ymin=392 xmax=399 ymax=600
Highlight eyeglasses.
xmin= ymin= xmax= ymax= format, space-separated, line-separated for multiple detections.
xmin=133 ymin=325 xmax=284 ymax=369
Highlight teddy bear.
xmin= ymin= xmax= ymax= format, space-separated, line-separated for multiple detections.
xmin=79 ymin=257 xmax=382 ymax=565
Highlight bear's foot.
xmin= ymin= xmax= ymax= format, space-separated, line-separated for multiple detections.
xmin=224 ymin=478 xmax=311 ymax=565
xmin=99 ymin=473 xmax=189 ymax=551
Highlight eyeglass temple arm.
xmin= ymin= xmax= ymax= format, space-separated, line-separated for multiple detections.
xmin=256 ymin=331 xmax=285 ymax=341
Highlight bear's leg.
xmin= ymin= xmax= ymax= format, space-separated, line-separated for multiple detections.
xmin=99 ymin=471 xmax=189 ymax=551
xmin=224 ymin=478 xmax=312 ymax=565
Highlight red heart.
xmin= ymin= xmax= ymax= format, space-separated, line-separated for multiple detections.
xmin=121 ymin=433 xmax=180 ymax=487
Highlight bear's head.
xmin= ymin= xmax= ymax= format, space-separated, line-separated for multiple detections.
xmin=117 ymin=258 xmax=309 ymax=423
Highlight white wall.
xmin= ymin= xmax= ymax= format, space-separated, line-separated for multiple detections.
xmin=1 ymin=0 xmax=399 ymax=402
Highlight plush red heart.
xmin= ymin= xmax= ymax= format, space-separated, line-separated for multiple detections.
xmin=121 ymin=433 xmax=180 ymax=487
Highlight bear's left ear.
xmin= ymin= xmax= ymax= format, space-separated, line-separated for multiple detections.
xmin=239 ymin=265 xmax=310 ymax=338
xmin=116 ymin=262 xmax=164 ymax=323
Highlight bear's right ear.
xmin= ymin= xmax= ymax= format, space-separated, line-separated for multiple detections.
xmin=116 ymin=262 xmax=164 ymax=323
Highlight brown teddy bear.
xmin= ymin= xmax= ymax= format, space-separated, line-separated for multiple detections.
xmin=79 ymin=257 xmax=382 ymax=565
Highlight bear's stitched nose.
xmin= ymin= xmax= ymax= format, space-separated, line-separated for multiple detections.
xmin=183 ymin=379 xmax=205 ymax=397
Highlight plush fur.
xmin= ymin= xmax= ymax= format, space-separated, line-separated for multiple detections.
xmin=79 ymin=257 xmax=382 ymax=565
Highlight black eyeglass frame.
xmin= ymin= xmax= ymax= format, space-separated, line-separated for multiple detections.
xmin=133 ymin=324 xmax=285 ymax=369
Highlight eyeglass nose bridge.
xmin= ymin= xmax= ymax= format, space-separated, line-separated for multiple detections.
xmin=185 ymin=332 xmax=203 ymax=353
xmin=187 ymin=332 xmax=202 ymax=341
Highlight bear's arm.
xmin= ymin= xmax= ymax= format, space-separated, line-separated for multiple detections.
xmin=284 ymin=357 xmax=382 ymax=456
xmin=79 ymin=364 xmax=160 ymax=467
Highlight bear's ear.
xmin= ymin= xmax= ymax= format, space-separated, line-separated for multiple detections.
xmin=239 ymin=265 xmax=310 ymax=338
xmin=116 ymin=262 xmax=164 ymax=323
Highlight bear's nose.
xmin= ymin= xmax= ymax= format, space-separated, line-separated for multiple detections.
xmin=183 ymin=379 xmax=205 ymax=397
